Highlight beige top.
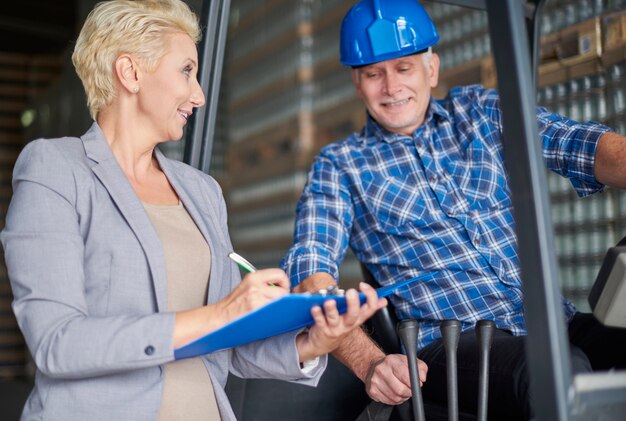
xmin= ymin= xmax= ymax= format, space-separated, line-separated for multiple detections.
xmin=143 ymin=201 xmax=220 ymax=421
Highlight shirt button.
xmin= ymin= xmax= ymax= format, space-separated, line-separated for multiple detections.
xmin=144 ymin=345 xmax=155 ymax=355
xmin=474 ymin=237 xmax=481 ymax=246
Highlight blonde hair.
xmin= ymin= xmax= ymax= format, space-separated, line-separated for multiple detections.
xmin=72 ymin=0 xmax=201 ymax=119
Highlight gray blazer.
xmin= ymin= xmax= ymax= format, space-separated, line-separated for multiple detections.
xmin=1 ymin=123 xmax=325 ymax=420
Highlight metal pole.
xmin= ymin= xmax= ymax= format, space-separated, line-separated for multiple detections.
xmin=183 ymin=0 xmax=231 ymax=173
xmin=485 ymin=1 xmax=573 ymax=420
xmin=524 ymin=0 xmax=545 ymax=90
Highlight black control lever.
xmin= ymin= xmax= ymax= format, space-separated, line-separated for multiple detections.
xmin=397 ymin=320 xmax=425 ymax=421
xmin=440 ymin=319 xmax=461 ymax=421
xmin=475 ymin=320 xmax=496 ymax=421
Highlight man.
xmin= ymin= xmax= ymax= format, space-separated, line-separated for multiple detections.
xmin=280 ymin=0 xmax=626 ymax=419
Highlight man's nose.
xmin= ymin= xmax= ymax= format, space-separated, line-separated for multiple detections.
xmin=382 ymin=72 xmax=402 ymax=96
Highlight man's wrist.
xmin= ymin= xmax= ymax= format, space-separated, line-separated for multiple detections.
xmin=293 ymin=273 xmax=336 ymax=293
xmin=364 ymin=356 xmax=387 ymax=386
xmin=331 ymin=327 xmax=386 ymax=382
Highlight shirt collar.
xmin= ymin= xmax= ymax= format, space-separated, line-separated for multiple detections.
xmin=361 ymin=96 xmax=450 ymax=143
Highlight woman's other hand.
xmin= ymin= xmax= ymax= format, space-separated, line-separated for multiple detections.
xmin=295 ymin=282 xmax=386 ymax=362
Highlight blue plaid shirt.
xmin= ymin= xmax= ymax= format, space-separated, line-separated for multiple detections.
xmin=281 ymin=85 xmax=611 ymax=348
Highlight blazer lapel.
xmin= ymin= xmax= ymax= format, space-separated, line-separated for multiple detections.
xmin=81 ymin=123 xmax=168 ymax=312
xmin=155 ymin=149 xmax=228 ymax=305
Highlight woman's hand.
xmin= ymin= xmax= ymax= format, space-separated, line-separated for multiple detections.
xmin=173 ymin=269 xmax=289 ymax=348
xmin=295 ymin=282 xmax=387 ymax=362
xmin=215 ymin=268 xmax=290 ymax=325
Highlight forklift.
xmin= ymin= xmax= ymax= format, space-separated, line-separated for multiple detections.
xmin=185 ymin=1 xmax=626 ymax=419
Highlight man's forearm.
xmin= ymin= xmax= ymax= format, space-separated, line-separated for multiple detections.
xmin=332 ymin=326 xmax=386 ymax=382
xmin=595 ymin=131 xmax=626 ymax=188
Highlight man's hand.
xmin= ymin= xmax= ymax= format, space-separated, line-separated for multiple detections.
xmin=365 ymin=354 xmax=428 ymax=405
xmin=295 ymin=282 xmax=387 ymax=361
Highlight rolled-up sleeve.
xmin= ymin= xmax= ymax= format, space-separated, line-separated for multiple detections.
xmin=538 ymin=109 xmax=611 ymax=196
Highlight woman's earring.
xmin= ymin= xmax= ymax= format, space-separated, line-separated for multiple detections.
xmin=133 ymin=87 xmax=139 ymax=93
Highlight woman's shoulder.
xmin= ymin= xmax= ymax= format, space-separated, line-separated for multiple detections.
xmin=23 ymin=134 xmax=83 ymax=152
xmin=16 ymin=135 xmax=86 ymax=173
xmin=11 ymin=135 xmax=88 ymax=205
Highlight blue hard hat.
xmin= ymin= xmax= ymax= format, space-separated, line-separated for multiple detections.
xmin=340 ymin=0 xmax=439 ymax=67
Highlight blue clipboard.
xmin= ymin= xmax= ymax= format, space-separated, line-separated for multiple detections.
xmin=174 ymin=272 xmax=437 ymax=360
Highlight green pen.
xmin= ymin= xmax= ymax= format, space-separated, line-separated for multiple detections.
xmin=228 ymin=252 xmax=257 ymax=273
xmin=229 ymin=252 xmax=282 ymax=287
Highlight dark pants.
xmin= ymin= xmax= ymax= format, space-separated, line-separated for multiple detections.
xmin=406 ymin=313 xmax=626 ymax=420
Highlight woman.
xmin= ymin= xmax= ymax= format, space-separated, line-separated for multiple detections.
xmin=0 ymin=1 xmax=386 ymax=420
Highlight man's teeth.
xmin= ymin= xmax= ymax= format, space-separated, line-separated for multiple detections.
xmin=384 ymin=99 xmax=409 ymax=107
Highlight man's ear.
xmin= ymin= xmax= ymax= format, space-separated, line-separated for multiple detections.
xmin=114 ymin=54 xmax=140 ymax=94
xmin=429 ymin=53 xmax=440 ymax=88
